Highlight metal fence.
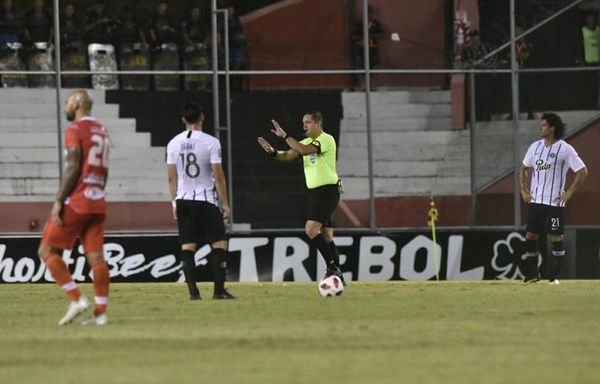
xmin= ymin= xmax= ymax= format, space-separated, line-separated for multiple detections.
xmin=0 ymin=0 xmax=596 ymax=231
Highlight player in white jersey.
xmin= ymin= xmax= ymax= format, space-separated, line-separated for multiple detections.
xmin=519 ymin=112 xmax=588 ymax=284
xmin=166 ymin=103 xmax=235 ymax=300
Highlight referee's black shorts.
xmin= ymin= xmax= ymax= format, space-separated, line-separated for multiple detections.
xmin=176 ymin=200 xmax=226 ymax=245
xmin=307 ymin=184 xmax=340 ymax=227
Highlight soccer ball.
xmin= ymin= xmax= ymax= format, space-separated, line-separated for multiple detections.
xmin=318 ymin=275 xmax=344 ymax=297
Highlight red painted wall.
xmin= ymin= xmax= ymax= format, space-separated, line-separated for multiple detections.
xmin=353 ymin=0 xmax=447 ymax=88
xmin=0 ymin=202 xmax=176 ymax=233
xmin=241 ymin=0 xmax=350 ymax=90
xmin=334 ymin=196 xmax=471 ymax=228
xmin=241 ymin=0 xmax=449 ymax=89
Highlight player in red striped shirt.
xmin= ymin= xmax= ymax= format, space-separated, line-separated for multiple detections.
xmin=38 ymin=90 xmax=111 ymax=325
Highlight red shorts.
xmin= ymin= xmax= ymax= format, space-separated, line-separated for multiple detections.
xmin=41 ymin=204 xmax=106 ymax=253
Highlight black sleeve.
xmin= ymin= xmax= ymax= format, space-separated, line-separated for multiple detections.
xmin=310 ymin=140 xmax=322 ymax=153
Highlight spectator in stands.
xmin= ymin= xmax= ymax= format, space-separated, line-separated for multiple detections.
xmin=513 ymin=26 xmax=535 ymax=120
xmin=60 ymin=2 xmax=82 ymax=49
xmin=0 ymin=0 xmax=22 ymax=48
xmin=218 ymin=5 xmax=246 ymax=89
xmin=577 ymin=12 xmax=600 ymax=66
xmin=23 ymin=0 xmax=53 ymax=47
xmin=462 ymin=30 xmax=493 ymax=121
xmin=577 ymin=11 xmax=600 ymax=108
xmin=353 ymin=5 xmax=383 ymax=69
xmin=114 ymin=7 xmax=147 ymax=51
xmin=148 ymin=0 xmax=178 ymax=47
xmin=181 ymin=4 xmax=209 ymax=47
xmin=84 ymin=0 xmax=117 ymax=45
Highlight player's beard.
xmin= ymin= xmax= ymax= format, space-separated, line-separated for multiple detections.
xmin=65 ymin=110 xmax=75 ymax=121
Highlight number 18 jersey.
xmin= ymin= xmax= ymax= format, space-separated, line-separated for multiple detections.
xmin=64 ymin=116 xmax=110 ymax=214
xmin=166 ymin=130 xmax=222 ymax=206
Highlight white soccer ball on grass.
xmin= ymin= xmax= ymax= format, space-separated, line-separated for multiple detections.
xmin=318 ymin=275 xmax=344 ymax=297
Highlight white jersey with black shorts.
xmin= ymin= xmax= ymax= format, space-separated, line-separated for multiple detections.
xmin=166 ymin=130 xmax=226 ymax=244
xmin=522 ymin=139 xmax=585 ymax=234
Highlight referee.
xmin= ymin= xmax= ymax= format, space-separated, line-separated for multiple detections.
xmin=258 ymin=111 xmax=345 ymax=285
xmin=166 ymin=103 xmax=235 ymax=300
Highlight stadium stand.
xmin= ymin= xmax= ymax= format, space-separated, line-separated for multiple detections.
xmin=0 ymin=88 xmax=167 ymax=202
xmin=338 ymin=89 xmax=470 ymax=199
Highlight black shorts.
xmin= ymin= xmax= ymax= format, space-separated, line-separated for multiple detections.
xmin=307 ymin=184 xmax=340 ymax=227
xmin=176 ymin=200 xmax=226 ymax=245
xmin=526 ymin=203 xmax=565 ymax=235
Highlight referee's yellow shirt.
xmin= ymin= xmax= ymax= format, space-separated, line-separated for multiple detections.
xmin=300 ymin=132 xmax=339 ymax=189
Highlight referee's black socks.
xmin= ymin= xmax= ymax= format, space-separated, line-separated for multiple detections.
xmin=329 ymin=241 xmax=340 ymax=268
xmin=209 ymin=248 xmax=227 ymax=294
xmin=180 ymin=250 xmax=200 ymax=298
xmin=311 ymin=234 xmax=336 ymax=270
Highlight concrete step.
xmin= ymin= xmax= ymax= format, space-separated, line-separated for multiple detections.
xmin=340 ymin=176 xmax=471 ymax=199
xmin=338 ymin=159 xmax=470 ymax=178
xmin=0 ymin=118 xmax=137 ymax=132
xmin=0 ymin=103 xmax=119 ymax=118
xmin=0 ymin=162 xmax=167 ymax=179
xmin=0 ymin=177 xmax=169 ymax=196
xmin=0 ymin=132 xmax=151 ymax=147
xmin=339 ymin=160 xmax=437 ymax=177
xmin=340 ymin=117 xmax=454 ymax=132
xmin=339 ymin=146 xmax=447 ymax=161
xmin=339 ymin=130 xmax=464 ymax=148
xmin=342 ymin=90 xmax=451 ymax=105
xmin=343 ymin=103 xmax=452 ymax=119
xmin=0 ymin=146 xmax=166 ymax=162
xmin=0 ymin=88 xmax=106 ymax=104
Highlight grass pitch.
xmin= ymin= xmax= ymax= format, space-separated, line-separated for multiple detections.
xmin=1 ymin=281 xmax=599 ymax=384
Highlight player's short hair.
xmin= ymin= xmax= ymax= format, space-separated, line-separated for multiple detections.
xmin=182 ymin=103 xmax=204 ymax=124
xmin=541 ymin=112 xmax=565 ymax=139
xmin=305 ymin=111 xmax=323 ymax=125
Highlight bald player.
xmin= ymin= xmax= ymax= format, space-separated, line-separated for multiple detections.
xmin=38 ymin=89 xmax=111 ymax=326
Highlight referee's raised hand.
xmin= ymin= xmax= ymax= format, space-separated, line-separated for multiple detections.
xmin=257 ymin=136 xmax=276 ymax=155
xmin=270 ymin=119 xmax=287 ymax=138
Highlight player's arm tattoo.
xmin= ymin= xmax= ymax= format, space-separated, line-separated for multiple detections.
xmin=56 ymin=147 xmax=82 ymax=202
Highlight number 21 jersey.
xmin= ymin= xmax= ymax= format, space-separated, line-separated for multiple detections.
xmin=166 ymin=130 xmax=222 ymax=206
xmin=64 ymin=116 xmax=110 ymax=214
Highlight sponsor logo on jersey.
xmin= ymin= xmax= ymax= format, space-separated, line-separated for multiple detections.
xmin=535 ymin=159 xmax=551 ymax=171
xmin=83 ymin=173 xmax=106 ymax=186
xmin=84 ymin=187 xmax=105 ymax=200
xmin=309 ymin=153 xmax=317 ymax=164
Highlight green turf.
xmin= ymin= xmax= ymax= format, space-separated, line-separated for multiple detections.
xmin=1 ymin=281 xmax=599 ymax=384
